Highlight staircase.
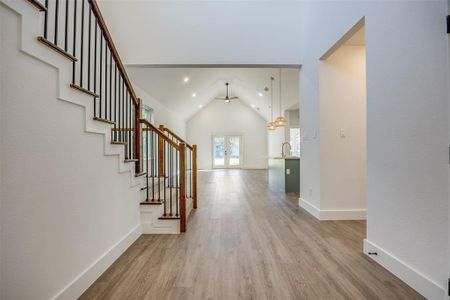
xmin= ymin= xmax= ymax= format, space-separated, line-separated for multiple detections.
xmin=20 ymin=0 xmax=197 ymax=233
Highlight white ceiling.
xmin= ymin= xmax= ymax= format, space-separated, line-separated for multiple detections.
xmin=97 ymin=0 xmax=302 ymax=65
xmin=126 ymin=67 xmax=300 ymax=121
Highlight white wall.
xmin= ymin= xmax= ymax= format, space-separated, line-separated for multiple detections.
xmin=98 ymin=0 xmax=302 ymax=65
xmin=1 ymin=4 xmax=141 ymax=299
xmin=319 ymin=45 xmax=366 ymax=213
xmin=187 ymin=100 xmax=267 ymax=170
xmin=299 ymin=1 xmax=448 ymax=299
xmin=133 ymin=85 xmax=186 ymax=138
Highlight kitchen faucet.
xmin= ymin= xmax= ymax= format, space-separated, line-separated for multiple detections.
xmin=281 ymin=142 xmax=291 ymax=158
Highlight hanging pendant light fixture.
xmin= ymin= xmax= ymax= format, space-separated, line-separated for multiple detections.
xmin=267 ymin=77 xmax=276 ymax=131
xmin=274 ymin=68 xmax=287 ymax=127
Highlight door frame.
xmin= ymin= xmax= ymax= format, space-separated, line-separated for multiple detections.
xmin=211 ymin=134 xmax=243 ymax=169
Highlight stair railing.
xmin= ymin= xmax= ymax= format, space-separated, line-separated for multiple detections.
xmin=27 ymin=0 xmax=194 ymax=231
xmin=30 ymin=0 xmax=142 ymax=173
xmin=159 ymin=125 xmax=197 ymax=210
xmin=140 ymin=120 xmax=188 ymax=232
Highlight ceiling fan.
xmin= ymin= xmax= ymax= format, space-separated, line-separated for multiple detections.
xmin=215 ymin=82 xmax=239 ymax=103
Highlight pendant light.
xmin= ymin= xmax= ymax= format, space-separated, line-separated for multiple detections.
xmin=274 ymin=68 xmax=287 ymax=127
xmin=267 ymin=77 xmax=276 ymax=131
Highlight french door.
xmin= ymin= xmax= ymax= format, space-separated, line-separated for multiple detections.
xmin=212 ymin=135 xmax=242 ymax=168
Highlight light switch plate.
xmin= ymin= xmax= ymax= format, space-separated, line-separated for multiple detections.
xmin=286 ymin=169 xmax=291 ymax=175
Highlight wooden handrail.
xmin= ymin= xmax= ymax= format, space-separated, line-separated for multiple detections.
xmin=88 ymin=0 xmax=138 ymax=105
xmin=140 ymin=119 xmax=179 ymax=149
xmin=160 ymin=125 xmax=193 ymax=150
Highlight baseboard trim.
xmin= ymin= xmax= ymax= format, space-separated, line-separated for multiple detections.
xmin=53 ymin=224 xmax=142 ymax=300
xmin=363 ymin=239 xmax=445 ymax=300
xmin=299 ymin=198 xmax=366 ymax=220
xmin=299 ymin=197 xmax=321 ymax=219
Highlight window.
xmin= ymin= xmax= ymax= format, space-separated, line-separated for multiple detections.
xmin=290 ymin=127 xmax=300 ymax=157
xmin=141 ymin=104 xmax=154 ymax=123
xmin=141 ymin=105 xmax=154 ymax=160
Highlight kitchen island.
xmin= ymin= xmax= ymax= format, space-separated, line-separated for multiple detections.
xmin=268 ymin=157 xmax=300 ymax=193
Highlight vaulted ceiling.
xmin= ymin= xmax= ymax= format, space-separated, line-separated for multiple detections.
xmin=126 ymin=67 xmax=300 ymax=121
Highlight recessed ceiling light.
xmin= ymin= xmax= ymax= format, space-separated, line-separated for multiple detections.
xmin=183 ymin=77 xmax=190 ymax=83
xmin=192 ymin=93 xmax=197 ymax=97
xmin=258 ymin=92 xmax=263 ymax=97
xmin=199 ymin=104 xmax=203 ymax=108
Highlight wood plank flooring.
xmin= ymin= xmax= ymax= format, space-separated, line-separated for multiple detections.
xmin=80 ymin=169 xmax=424 ymax=300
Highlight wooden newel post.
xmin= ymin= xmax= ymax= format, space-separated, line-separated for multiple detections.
xmin=192 ymin=144 xmax=198 ymax=209
xmin=179 ymin=143 xmax=186 ymax=232
xmin=134 ymin=98 xmax=142 ymax=174
xmin=158 ymin=124 xmax=165 ymax=177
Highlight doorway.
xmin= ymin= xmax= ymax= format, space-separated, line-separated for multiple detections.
xmin=212 ymin=135 xmax=242 ymax=168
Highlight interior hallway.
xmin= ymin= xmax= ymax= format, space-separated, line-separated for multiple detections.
xmin=80 ymin=169 xmax=423 ymax=299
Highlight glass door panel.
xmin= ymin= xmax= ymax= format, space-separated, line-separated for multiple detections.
xmin=212 ymin=135 xmax=242 ymax=168
xmin=228 ymin=136 xmax=241 ymax=167
xmin=213 ymin=136 xmax=225 ymax=167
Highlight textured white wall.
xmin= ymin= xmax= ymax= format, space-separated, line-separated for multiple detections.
xmin=319 ymin=45 xmax=366 ymax=211
xmin=187 ymin=100 xmax=267 ymax=170
xmin=299 ymin=1 xmax=448 ymax=298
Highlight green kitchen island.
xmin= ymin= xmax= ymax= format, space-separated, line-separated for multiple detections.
xmin=268 ymin=157 xmax=300 ymax=193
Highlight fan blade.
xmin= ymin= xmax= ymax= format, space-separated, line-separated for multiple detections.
xmin=229 ymin=96 xmax=239 ymax=100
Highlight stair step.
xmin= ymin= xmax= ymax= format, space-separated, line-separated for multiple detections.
xmin=111 ymin=140 xmax=127 ymax=145
xmin=158 ymin=215 xmax=180 ymax=220
xmin=93 ymin=117 xmax=115 ymax=125
xmin=140 ymin=200 xmax=163 ymax=205
xmin=124 ymin=159 xmax=138 ymax=163
xmin=70 ymin=83 xmax=99 ymax=98
xmin=135 ymin=172 xmax=147 ymax=178
xmin=27 ymin=0 xmax=46 ymax=11
xmin=37 ymin=37 xmax=77 ymax=61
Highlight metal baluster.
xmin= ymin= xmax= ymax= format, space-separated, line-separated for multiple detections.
xmin=121 ymin=79 xmax=125 ymax=143
xmin=109 ymin=52 xmax=112 ymax=121
xmin=164 ymin=141 xmax=168 ymax=212
xmin=93 ymin=22 xmax=97 ymax=117
xmin=152 ymin=131 xmax=155 ymax=201
xmin=124 ymin=91 xmax=130 ymax=159
xmin=72 ymin=0 xmax=77 ymax=83
xmin=79 ymin=0 xmax=85 ymax=87
xmin=87 ymin=5 xmax=91 ymax=90
xmin=54 ymin=0 xmax=59 ymax=45
xmin=104 ymin=44 xmax=107 ymax=119
xmin=168 ymin=144 xmax=172 ymax=215
xmin=99 ymin=33 xmax=102 ymax=118
xmin=44 ymin=0 xmax=49 ymax=39
xmin=128 ymin=93 xmax=131 ymax=158
xmin=158 ymin=136 xmax=161 ymax=202
xmin=119 ymin=77 xmax=122 ymax=142
xmin=64 ymin=0 xmax=69 ymax=51
xmin=162 ymin=140 xmax=166 ymax=215
xmin=176 ymin=149 xmax=179 ymax=216
xmin=114 ymin=65 xmax=117 ymax=140
xmin=146 ymin=127 xmax=149 ymax=201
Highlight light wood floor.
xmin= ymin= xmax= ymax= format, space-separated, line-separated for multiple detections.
xmin=80 ymin=169 xmax=424 ymax=300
